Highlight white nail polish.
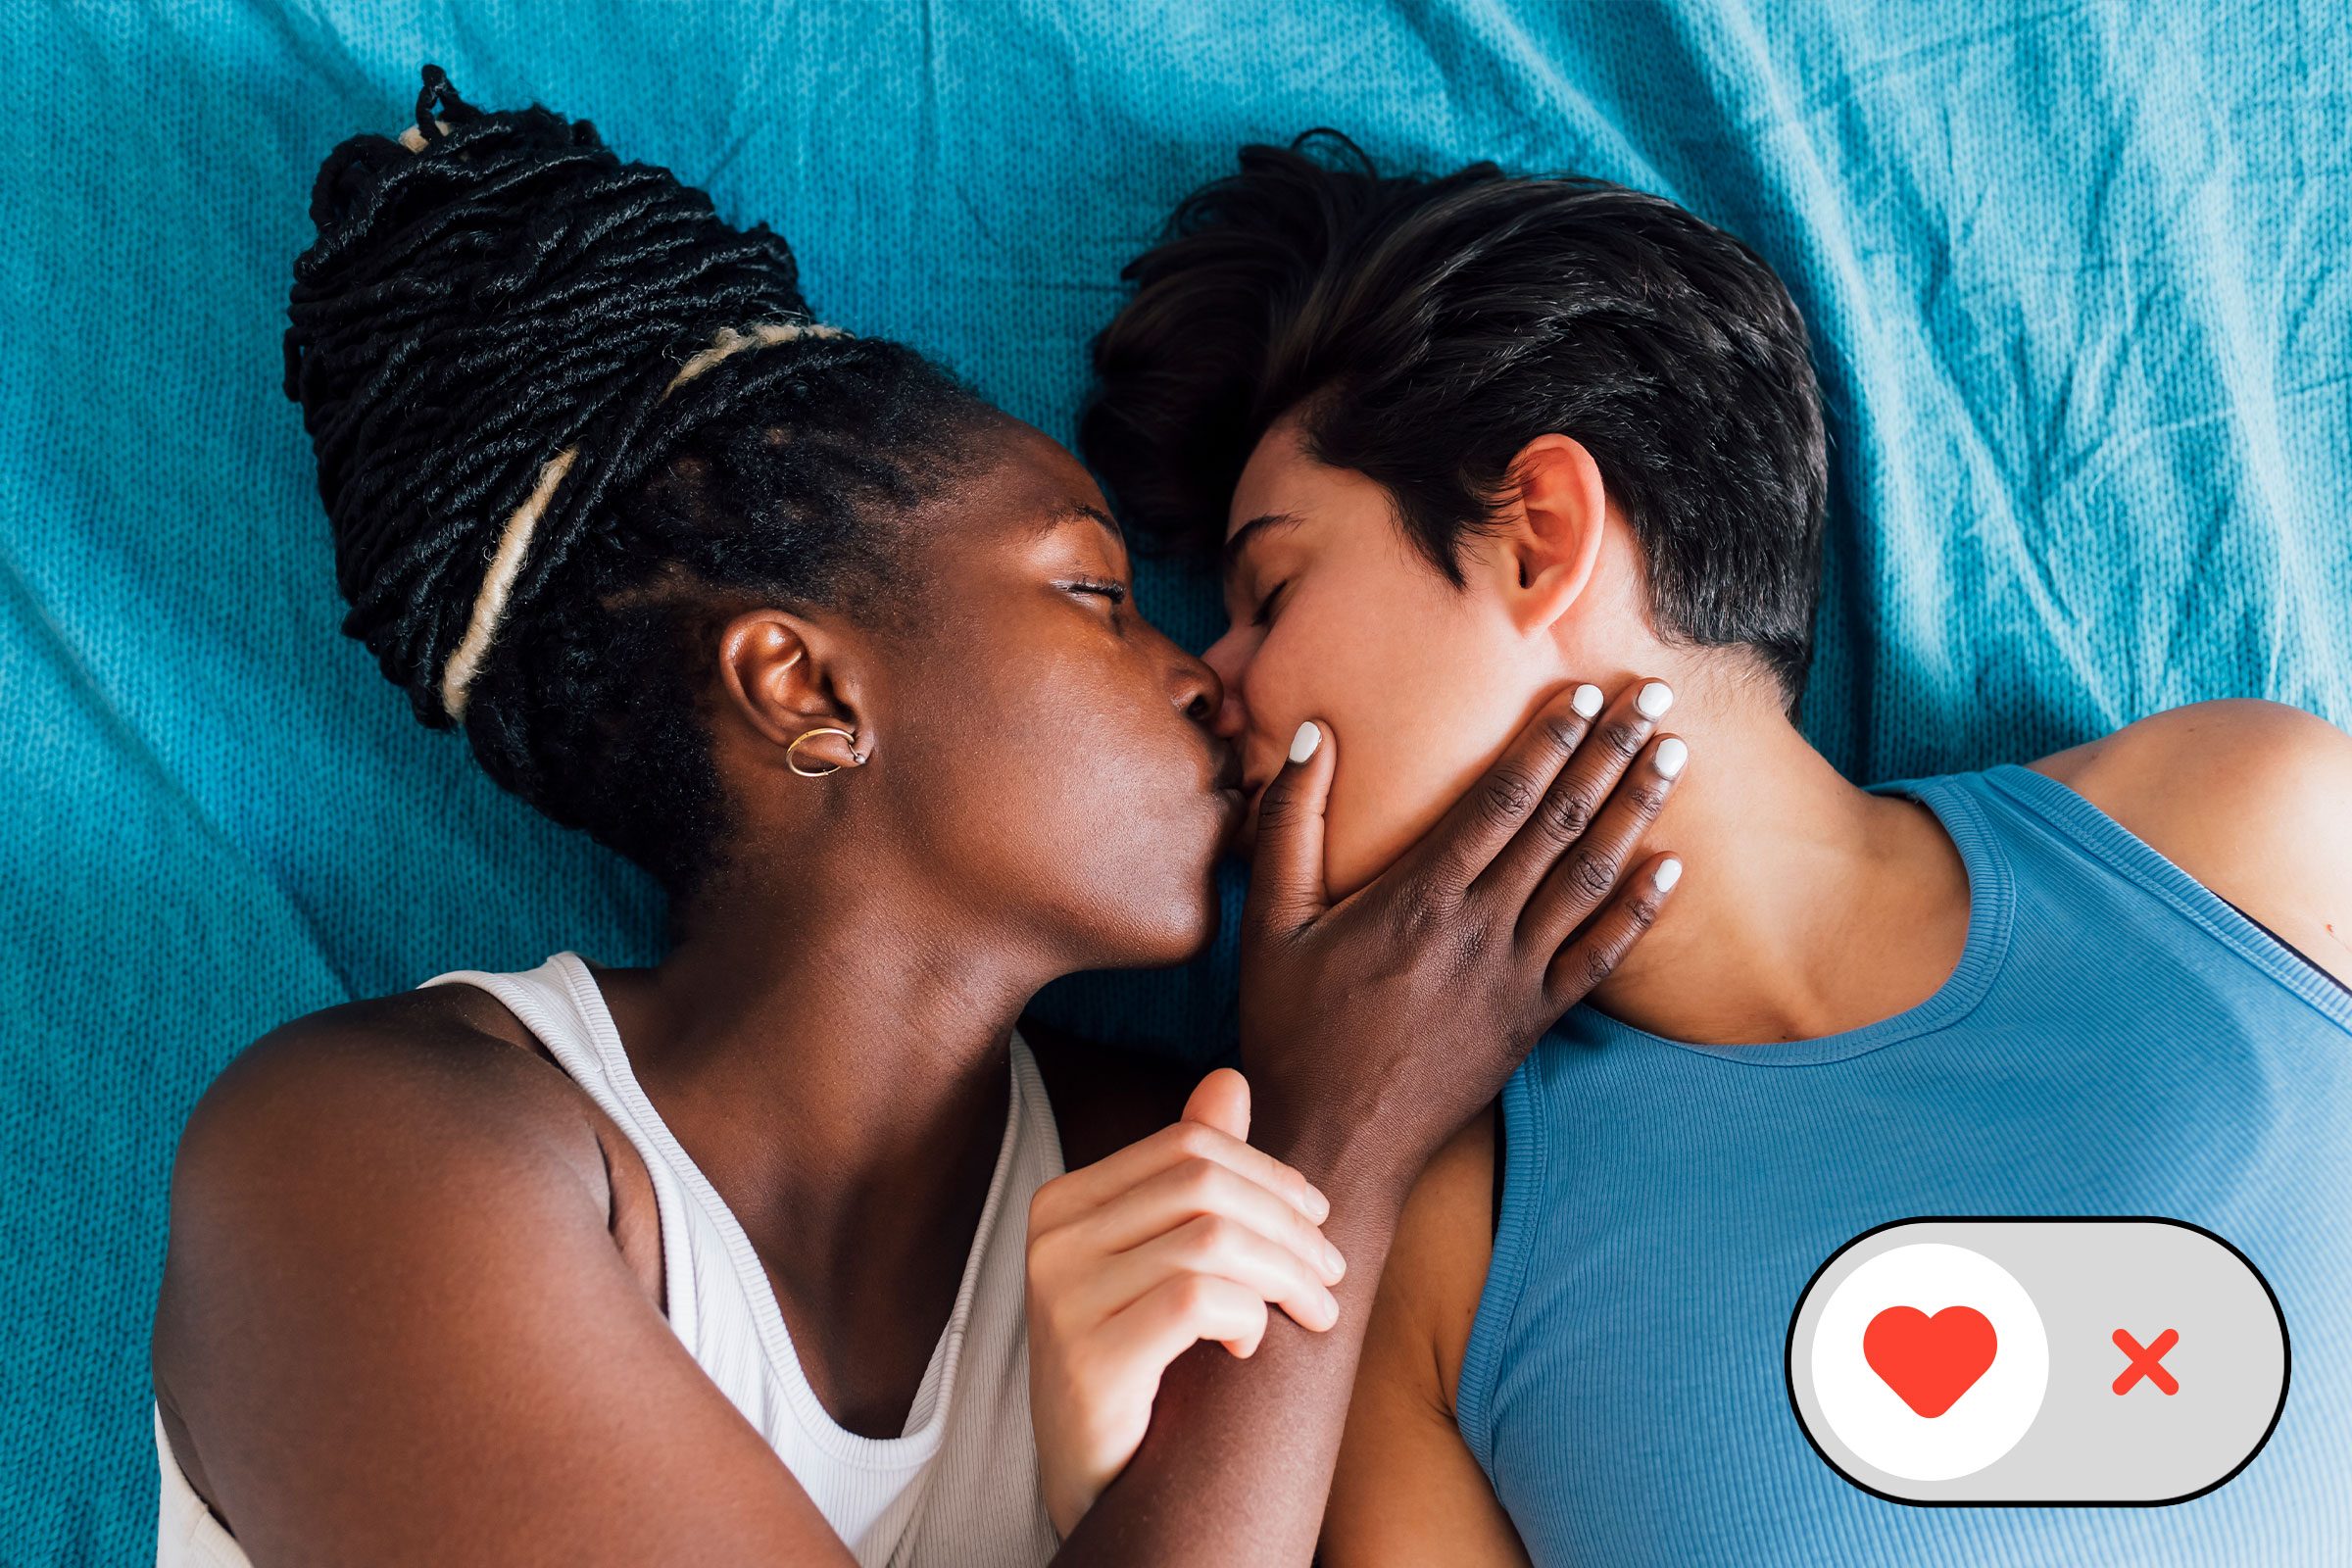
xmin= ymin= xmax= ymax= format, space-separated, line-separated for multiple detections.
xmin=1637 ymin=680 xmax=1675 ymax=719
xmin=1654 ymin=736 xmax=1688 ymax=778
xmin=1654 ymin=857 xmax=1684 ymax=892
xmin=1572 ymin=683 xmax=1603 ymax=718
xmin=1289 ymin=720 xmax=1323 ymax=763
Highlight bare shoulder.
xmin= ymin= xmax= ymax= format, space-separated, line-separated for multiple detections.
xmin=2027 ymin=699 xmax=2352 ymax=979
xmin=149 ymin=986 xmax=848 ymax=1561
xmin=1383 ymin=1103 xmax=1500 ymax=1412
xmin=152 ymin=985 xmax=649 ymax=1498
xmin=164 ymin=985 xmax=619 ymax=1242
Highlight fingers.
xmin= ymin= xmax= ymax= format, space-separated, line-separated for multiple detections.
xmin=1067 ymin=1152 xmax=1346 ymax=1287
xmin=1398 ymin=681 xmax=1605 ymax=893
xmin=1029 ymin=1114 xmax=1328 ymax=1235
xmin=1514 ymin=726 xmax=1687 ymax=952
xmin=1072 ymin=1212 xmax=1342 ymax=1342
xmin=1242 ymin=719 xmax=1337 ymax=942
xmin=1180 ymin=1066 xmax=1250 ymax=1143
xmin=1542 ymin=851 xmax=1684 ymax=1016
xmin=1473 ymin=677 xmax=1677 ymax=911
xmin=1100 ymin=1271 xmax=1275 ymax=1363
xmin=1028 ymin=1080 xmax=1347 ymax=1359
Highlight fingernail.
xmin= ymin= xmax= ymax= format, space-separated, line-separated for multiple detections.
xmin=1654 ymin=856 xmax=1684 ymax=892
xmin=1289 ymin=720 xmax=1322 ymax=763
xmin=1571 ymin=683 xmax=1603 ymax=718
xmin=1305 ymin=1183 xmax=1331 ymax=1222
xmin=1323 ymin=1239 xmax=1347 ymax=1280
xmin=1654 ymin=736 xmax=1688 ymax=778
xmin=1637 ymin=680 xmax=1674 ymax=719
xmin=1320 ymin=1288 xmax=1342 ymax=1328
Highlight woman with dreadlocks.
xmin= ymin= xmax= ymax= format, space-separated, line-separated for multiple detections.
xmin=149 ymin=66 xmax=1682 ymax=1566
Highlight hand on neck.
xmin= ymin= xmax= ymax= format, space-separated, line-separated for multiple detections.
xmin=1573 ymin=684 xmax=1975 ymax=1047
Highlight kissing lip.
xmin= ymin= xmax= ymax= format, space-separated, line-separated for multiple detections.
xmin=1212 ymin=770 xmax=1271 ymax=859
xmin=1208 ymin=744 xmax=1247 ymax=835
xmin=1209 ymin=740 xmax=1245 ymax=796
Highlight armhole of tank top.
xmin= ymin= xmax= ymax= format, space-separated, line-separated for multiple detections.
xmin=417 ymin=972 xmax=563 ymax=1066
xmin=1455 ymin=1058 xmax=1542 ymax=1478
xmin=1986 ymin=764 xmax=2352 ymax=1033
xmin=417 ymin=966 xmax=672 ymax=1317
xmin=2218 ymin=895 xmax=2352 ymax=1002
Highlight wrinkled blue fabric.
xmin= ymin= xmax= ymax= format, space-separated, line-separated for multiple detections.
xmin=3 ymin=3 xmax=2345 ymax=1558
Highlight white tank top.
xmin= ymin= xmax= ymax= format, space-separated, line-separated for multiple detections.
xmin=155 ymin=951 xmax=1065 ymax=1567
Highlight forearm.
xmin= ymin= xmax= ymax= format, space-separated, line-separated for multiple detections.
xmin=1050 ymin=1102 xmax=1420 ymax=1567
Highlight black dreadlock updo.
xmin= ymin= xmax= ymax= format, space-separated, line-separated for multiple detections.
xmin=284 ymin=64 xmax=997 ymax=909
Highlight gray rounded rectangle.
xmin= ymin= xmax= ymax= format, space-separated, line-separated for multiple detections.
xmin=1785 ymin=1217 xmax=2288 ymax=1505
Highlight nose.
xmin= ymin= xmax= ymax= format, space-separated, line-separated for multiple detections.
xmin=1175 ymin=644 xmax=1227 ymax=728
xmin=1198 ymin=626 xmax=1250 ymax=740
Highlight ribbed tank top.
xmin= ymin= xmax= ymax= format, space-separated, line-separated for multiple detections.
xmin=155 ymin=951 xmax=1064 ymax=1567
xmin=1461 ymin=763 xmax=2352 ymax=1565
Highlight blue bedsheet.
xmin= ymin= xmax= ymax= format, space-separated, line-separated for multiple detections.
xmin=3 ymin=2 xmax=2345 ymax=1557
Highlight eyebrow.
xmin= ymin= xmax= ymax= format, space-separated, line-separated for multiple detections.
xmin=1221 ymin=511 xmax=1303 ymax=588
xmin=1039 ymin=501 xmax=1127 ymax=546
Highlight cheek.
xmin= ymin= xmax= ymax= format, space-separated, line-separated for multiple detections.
xmin=1298 ymin=591 xmax=1548 ymax=900
xmin=919 ymin=653 xmax=1222 ymax=955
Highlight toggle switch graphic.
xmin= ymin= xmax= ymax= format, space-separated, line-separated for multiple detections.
xmin=1863 ymin=1303 xmax=1999 ymax=1417
xmin=1786 ymin=1218 xmax=2287 ymax=1504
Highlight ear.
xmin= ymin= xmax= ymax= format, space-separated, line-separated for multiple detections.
xmin=712 ymin=610 xmax=868 ymax=772
xmin=1484 ymin=433 xmax=1608 ymax=636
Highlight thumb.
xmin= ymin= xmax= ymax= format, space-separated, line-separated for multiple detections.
xmin=1244 ymin=719 xmax=1336 ymax=940
xmin=1180 ymin=1066 xmax=1250 ymax=1142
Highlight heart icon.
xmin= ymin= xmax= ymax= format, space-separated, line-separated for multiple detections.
xmin=1863 ymin=1305 xmax=1998 ymax=1418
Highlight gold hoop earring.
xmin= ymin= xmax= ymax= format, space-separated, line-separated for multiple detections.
xmin=786 ymin=725 xmax=861 ymax=777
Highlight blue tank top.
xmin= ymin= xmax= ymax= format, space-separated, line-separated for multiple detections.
xmin=1461 ymin=763 xmax=2352 ymax=1565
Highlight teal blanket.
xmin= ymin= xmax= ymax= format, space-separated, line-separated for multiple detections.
xmin=4 ymin=3 xmax=2345 ymax=1557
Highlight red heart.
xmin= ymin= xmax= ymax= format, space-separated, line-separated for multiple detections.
xmin=1863 ymin=1305 xmax=1998 ymax=1418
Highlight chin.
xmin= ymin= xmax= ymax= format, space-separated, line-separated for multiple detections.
xmin=1314 ymin=826 xmax=1393 ymax=906
xmin=1334 ymin=790 xmax=1445 ymax=902
xmin=1083 ymin=862 xmax=1222 ymax=970
xmin=1146 ymin=879 xmax=1222 ymax=966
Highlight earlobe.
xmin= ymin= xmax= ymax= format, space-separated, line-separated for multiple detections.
xmin=715 ymin=611 xmax=866 ymax=765
xmin=1501 ymin=434 xmax=1608 ymax=633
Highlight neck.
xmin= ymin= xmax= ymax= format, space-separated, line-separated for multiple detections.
xmin=617 ymin=852 xmax=1053 ymax=1259
xmin=1579 ymin=680 xmax=1974 ymax=1045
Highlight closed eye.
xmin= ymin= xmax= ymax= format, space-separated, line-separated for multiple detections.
xmin=1065 ymin=576 xmax=1128 ymax=606
xmin=1250 ymin=578 xmax=1289 ymax=628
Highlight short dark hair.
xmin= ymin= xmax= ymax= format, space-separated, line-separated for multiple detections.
xmin=1080 ymin=132 xmax=1829 ymax=707
xmin=284 ymin=66 xmax=995 ymax=917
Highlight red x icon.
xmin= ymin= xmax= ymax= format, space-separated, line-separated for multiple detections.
xmin=2112 ymin=1328 xmax=2180 ymax=1396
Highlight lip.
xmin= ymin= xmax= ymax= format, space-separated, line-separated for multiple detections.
xmin=1210 ymin=783 xmax=1248 ymax=854
xmin=1204 ymin=743 xmax=1248 ymax=836
xmin=1209 ymin=772 xmax=1270 ymax=858
xmin=1207 ymin=740 xmax=1245 ymax=793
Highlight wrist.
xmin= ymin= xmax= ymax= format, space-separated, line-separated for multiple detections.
xmin=1248 ymin=1077 xmax=1426 ymax=1217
